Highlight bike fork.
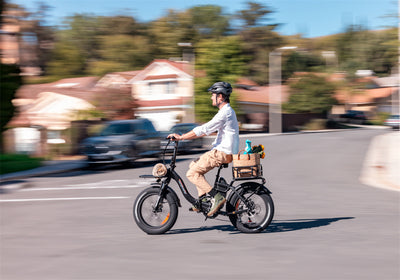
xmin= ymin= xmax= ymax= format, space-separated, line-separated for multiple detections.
xmin=153 ymin=182 xmax=168 ymax=212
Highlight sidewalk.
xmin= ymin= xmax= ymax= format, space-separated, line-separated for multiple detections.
xmin=360 ymin=131 xmax=400 ymax=192
xmin=1 ymin=128 xmax=399 ymax=192
xmin=0 ymin=159 xmax=87 ymax=182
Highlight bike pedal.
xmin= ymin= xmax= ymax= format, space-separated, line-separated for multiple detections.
xmin=189 ymin=206 xmax=201 ymax=212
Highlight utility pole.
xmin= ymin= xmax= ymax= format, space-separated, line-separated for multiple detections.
xmin=268 ymin=46 xmax=297 ymax=134
xmin=178 ymin=42 xmax=195 ymax=123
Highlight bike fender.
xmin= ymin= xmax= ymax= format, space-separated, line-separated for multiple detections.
xmin=149 ymin=185 xmax=182 ymax=207
xmin=227 ymin=181 xmax=271 ymax=202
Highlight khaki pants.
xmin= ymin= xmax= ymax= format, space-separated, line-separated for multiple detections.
xmin=186 ymin=149 xmax=233 ymax=196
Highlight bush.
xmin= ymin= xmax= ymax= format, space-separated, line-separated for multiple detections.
xmin=369 ymin=112 xmax=390 ymax=126
xmin=0 ymin=154 xmax=43 ymax=175
xmin=302 ymin=119 xmax=326 ymax=130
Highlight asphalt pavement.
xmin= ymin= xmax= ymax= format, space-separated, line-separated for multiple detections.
xmin=1 ymin=127 xmax=399 ymax=192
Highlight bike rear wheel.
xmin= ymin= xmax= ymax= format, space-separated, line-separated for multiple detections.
xmin=227 ymin=185 xmax=274 ymax=233
xmin=133 ymin=188 xmax=178 ymax=234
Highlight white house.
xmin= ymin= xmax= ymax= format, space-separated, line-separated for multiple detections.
xmin=128 ymin=59 xmax=194 ymax=131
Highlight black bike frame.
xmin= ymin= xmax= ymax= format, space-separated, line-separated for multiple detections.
xmin=152 ymin=140 xmax=197 ymax=210
xmin=151 ymin=139 xmax=269 ymax=214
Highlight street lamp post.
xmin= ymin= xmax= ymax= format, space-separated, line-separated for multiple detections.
xmin=268 ymin=46 xmax=297 ymax=134
xmin=178 ymin=42 xmax=195 ymax=123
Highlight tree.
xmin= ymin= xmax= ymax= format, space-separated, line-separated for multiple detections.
xmin=94 ymin=87 xmax=136 ymax=120
xmin=148 ymin=10 xmax=196 ymax=59
xmin=236 ymin=1 xmax=274 ymax=28
xmin=147 ymin=5 xmax=231 ymax=60
xmin=3 ymin=2 xmax=55 ymax=73
xmin=97 ymin=15 xmax=141 ymax=36
xmin=62 ymin=14 xmax=101 ymax=61
xmin=283 ymin=74 xmax=337 ymax=114
xmin=189 ymin=5 xmax=230 ymax=38
xmin=47 ymin=40 xmax=86 ymax=76
xmin=46 ymin=14 xmax=102 ymax=76
xmin=88 ymin=35 xmax=152 ymax=75
xmin=335 ymin=25 xmax=398 ymax=77
xmin=0 ymin=64 xmax=22 ymax=151
xmin=364 ymin=28 xmax=398 ymax=75
xmin=26 ymin=2 xmax=55 ymax=73
xmin=0 ymin=0 xmax=4 ymax=18
xmin=282 ymin=51 xmax=325 ymax=80
xmin=235 ymin=1 xmax=283 ymax=85
xmin=194 ymin=36 xmax=246 ymax=122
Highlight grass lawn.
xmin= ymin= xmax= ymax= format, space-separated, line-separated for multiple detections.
xmin=0 ymin=154 xmax=43 ymax=175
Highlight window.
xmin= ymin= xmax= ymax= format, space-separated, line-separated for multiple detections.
xmin=166 ymin=82 xmax=177 ymax=94
xmin=100 ymin=123 xmax=133 ymax=136
xmin=47 ymin=130 xmax=66 ymax=144
xmin=143 ymin=120 xmax=156 ymax=133
xmin=148 ymin=81 xmax=177 ymax=95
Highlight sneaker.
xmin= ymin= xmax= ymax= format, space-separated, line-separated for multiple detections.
xmin=190 ymin=196 xmax=208 ymax=212
xmin=207 ymin=192 xmax=226 ymax=216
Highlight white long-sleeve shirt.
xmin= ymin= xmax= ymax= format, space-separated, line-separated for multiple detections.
xmin=192 ymin=103 xmax=239 ymax=155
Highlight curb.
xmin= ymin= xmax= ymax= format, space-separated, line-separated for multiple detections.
xmin=359 ymin=132 xmax=400 ymax=192
xmin=0 ymin=163 xmax=86 ymax=183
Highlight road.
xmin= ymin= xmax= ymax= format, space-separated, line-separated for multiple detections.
xmin=1 ymin=129 xmax=399 ymax=280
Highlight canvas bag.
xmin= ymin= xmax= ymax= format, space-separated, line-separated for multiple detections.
xmin=232 ymin=150 xmax=261 ymax=178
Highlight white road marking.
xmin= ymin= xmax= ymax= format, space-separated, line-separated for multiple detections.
xmin=0 ymin=196 xmax=130 ymax=203
xmin=20 ymin=179 xmax=154 ymax=192
xmin=21 ymin=185 xmax=142 ymax=191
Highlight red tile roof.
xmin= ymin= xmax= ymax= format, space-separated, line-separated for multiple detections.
xmin=235 ymin=85 xmax=290 ymax=104
xmin=151 ymin=59 xmax=191 ymax=75
xmin=144 ymin=74 xmax=178 ymax=80
xmin=334 ymin=87 xmax=395 ymax=104
xmin=15 ymin=77 xmax=103 ymax=102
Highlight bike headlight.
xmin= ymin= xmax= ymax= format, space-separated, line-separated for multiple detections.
xmin=152 ymin=163 xmax=168 ymax=178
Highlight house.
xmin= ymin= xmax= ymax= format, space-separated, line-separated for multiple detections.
xmin=5 ymin=60 xmax=194 ymax=155
xmin=5 ymin=77 xmax=104 ymax=155
xmin=372 ymin=74 xmax=400 ymax=114
xmin=127 ymin=59 xmax=194 ymax=131
xmin=234 ymin=79 xmax=290 ymax=130
xmin=9 ymin=76 xmax=100 ymax=128
xmin=333 ymin=74 xmax=399 ymax=116
xmin=96 ymin=71 xmax=141 ymax=88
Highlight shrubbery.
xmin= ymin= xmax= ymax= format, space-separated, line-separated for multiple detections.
xmin=0 ymin=154 xmax=42 ymax=175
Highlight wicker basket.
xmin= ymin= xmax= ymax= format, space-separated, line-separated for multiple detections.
xmin=232 ymin=150 xmax=261 ymax=178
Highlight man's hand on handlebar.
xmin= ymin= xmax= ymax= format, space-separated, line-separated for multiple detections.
xmin=167 ymin=133 xmax=181 ymax=141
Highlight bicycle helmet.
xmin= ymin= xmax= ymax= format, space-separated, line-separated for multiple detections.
xmin=208 ymin=82 xmax=232 ymax=96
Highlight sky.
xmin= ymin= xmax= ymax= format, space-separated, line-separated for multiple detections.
xmin=10 ymin=0 xmax=398 ymax=38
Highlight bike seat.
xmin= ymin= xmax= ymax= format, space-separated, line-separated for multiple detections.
xmin=221 ymin=163 xmax=229 ymax=168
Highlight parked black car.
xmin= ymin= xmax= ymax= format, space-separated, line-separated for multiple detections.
xmin=160 ymin=123 xmax=203 ymax=153
xmin=339 ymin=110 xmax=367 ymax=124
xmin=80 ymin=119 xmax=161 ymax=165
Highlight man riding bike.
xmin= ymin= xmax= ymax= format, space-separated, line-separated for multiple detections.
xmin=168 ymin=81 xmax=239 ymax=216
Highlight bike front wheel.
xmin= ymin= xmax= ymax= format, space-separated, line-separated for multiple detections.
xmin=133 ymin=188 xmax=178 ymax=234
xmin=227 ymin=186 xmax=274 ymax=233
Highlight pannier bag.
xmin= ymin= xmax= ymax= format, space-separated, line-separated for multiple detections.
xmin=232 ymin=150 xmax=262 ymax=178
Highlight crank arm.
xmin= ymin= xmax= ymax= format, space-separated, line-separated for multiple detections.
xmin=225 ymin=208 xmax=249 ymax=216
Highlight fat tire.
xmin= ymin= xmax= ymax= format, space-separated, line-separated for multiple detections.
xmin=133 ymin=187 xmax=178 ymax=234
xmin=226 ymin=186 xmax=274 ymax=233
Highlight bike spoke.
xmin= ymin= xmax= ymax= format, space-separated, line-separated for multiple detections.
xmin=141 ymin=195 xmax=171 ymax=227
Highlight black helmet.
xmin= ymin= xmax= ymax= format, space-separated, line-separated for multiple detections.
xmin=208 ymin=82 xmax=232 ymax=96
